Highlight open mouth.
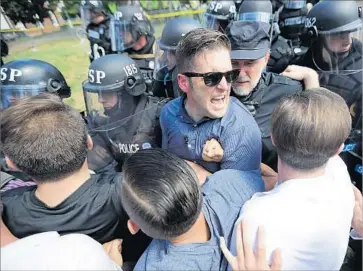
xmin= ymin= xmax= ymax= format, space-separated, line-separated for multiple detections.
xmin=211 ymin=95 xmax=226 ymax=106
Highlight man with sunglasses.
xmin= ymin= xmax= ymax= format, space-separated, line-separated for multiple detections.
xmin=160 ymin=28 xmax=262 ymax=179
xmin=226 ymin=21 xmax=319 ymax=172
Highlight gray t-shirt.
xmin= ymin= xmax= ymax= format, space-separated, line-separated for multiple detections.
xmin=134 ymin=169 xmax=264 ymax=271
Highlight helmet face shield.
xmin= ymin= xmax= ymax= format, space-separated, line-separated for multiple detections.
xmin=86 ymin=91 xmax=119 ymax=117
xmin=313 ymin=28 xmax=363 ymax=75
xmin=154 ymin=39 xmax=177 ymax=79
xmin=238 ymin=12 xmax=272 ymax=24
xmin=83 ymin=82 xmax=121 ymax=120
xmin=202 ymin=14 xmax=228 ymax=31
xmin=110 ymin=19 xmax=137 ymax=52
xmin=0 ymin=85 xmax=45 ymax=110
xmin=83 ymin=80 xmax=142 ymax=131
xmin=323 ymin=30 xmax=360 ymax=54
xmin=283 ymin=0 xmax=306 ymax=9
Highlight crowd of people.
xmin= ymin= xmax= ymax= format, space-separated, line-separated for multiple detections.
xmin=0 ymin=0 xmax=362 ymax=270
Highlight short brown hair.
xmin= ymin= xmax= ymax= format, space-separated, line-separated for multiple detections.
xmin=271 ymin=88 xmax=351 ymax=170
xmin=1 ymin=93 xmax=88 ymax=182
xmin=176 ymin=28 xmax=231 ymax=73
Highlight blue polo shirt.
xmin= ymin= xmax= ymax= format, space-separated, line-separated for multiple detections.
xmin=160 ymin=96 xmax=261 ymax=173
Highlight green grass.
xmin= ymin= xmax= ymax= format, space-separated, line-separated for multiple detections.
xmin=4 ymin=38 xmax=90 ymax=112
xmin=4 ymin=22 xmax=167 ymax=112
xmin=3 ymin=16 xmax=207 ymax=113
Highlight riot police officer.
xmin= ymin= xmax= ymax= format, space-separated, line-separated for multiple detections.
xmin=84 ymin=0 xmax=114 ymax=62
xmin=111 ymin=4 xmax=155 ymax=91
xmin=82 ymin=54 xmax=168 ymax=173
xmin=237 ymin=0 xmax=295 ymax=73
xmin=1 ymin=59 xmax=71 ymax=109
xmin=0 ymin=59 xmax=71 ymax=179
xmin=299 ymin=0 xmax=362 ymax=192
xmin=152 ymin=17 xmax=202 ymax=98
xmin=273 ymin=0 xmax=308 ymax=50
xmin=203 ymin=0 xmax=236 ymax=32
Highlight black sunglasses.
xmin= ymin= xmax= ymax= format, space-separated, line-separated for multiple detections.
xmin=182 ymin=69 xmax=240 ymax=87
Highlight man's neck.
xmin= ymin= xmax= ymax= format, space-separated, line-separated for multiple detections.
xmin=185 ymin=98 xmax=204 ymax=123
xmin=277 ymin=159 xmax=325 ymax=183
xmin=0 ymin=221 xmax=18 ymax=247
xmin=35 ymin=163 xmax=91 ymax=207
xmin=170 ymin=212 xmax=210 ymax=245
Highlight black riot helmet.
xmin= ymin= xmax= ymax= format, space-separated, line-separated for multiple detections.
xmin=111 ymin=4 xmax=154 ymax=52
xmin=155 ymin=17 xmax=201 ymax=73
xmin=304 ymin=0 xmax=362 ymax=40
xmin=158 ymin=17 xmax=202 ymax=51
xmin=154 ymin=17 xmax=202 ymax=98
xmin=83 ymin=54 xmax=146 ymax=124
xmin=203 ymin=1 xmax=237 ymax=32
xmin=88 ymin=0 xmax=106 ymax=14
xmin=303 ymin=0 xmax=362 ymax=74
xmin=81 ymin=0 xmax=107 ymax=26
xmin=0 ymin=59 xmax=71 ymax=110
xmin=238 ymin=0 xmax=273 ymax=25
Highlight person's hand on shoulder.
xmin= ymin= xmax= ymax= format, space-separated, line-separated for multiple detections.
xmin=220 ymin=220 xmax=282 ymax=271
xmin=281 ymin=65 xmax=320 ymax=89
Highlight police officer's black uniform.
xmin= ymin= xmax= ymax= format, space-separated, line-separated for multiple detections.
xmin=299 ymin=2 xmax=362 ymax=268
xmin=84 ymin=1 xmax=114 ymax=62
xmin=111 ymin=4 xmax=156 ymax=91
xmin=234 ymin=72 xmax=303 ymax=170
xmin=273 ymin=0 xmax=309 ymax=48
xmin=83 ymin=54 xmax=168 ymax=173
xmin=298 ymin=0 xmax=362 ymax=191
xmin=152 ymin=17 xmax=202 ymax=99
xmin=0 ymin=59 xmax=71 ymax=180
xmin=227 ymin=21 xmax=303 ymax=171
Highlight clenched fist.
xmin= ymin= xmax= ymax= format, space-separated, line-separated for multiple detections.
xmin=202 ymin=138 xmax=224 ymax=162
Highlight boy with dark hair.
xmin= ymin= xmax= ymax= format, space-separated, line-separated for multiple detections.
xmin=0 ymin=93 xmax=149 ymax=262
xmin=121 ymin=148 xmax=264 ymax=270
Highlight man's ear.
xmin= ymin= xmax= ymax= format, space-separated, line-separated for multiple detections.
xmin=336 ymin=143 xmax=344 ymax=155
xmin=177 ymin=74 xmax=189 ymax=94
xmin=87 ymin=135 xmax=93 ymax=150
xmin=5 ymin=156 xmax=18 ymax=171
xmin=127 ymin=219 xmax=140 ymax=235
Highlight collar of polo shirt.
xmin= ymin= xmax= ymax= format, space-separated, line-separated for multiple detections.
xmin=178 ymin=95 xmax=212 ymax=126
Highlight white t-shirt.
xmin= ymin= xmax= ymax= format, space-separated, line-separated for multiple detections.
xmin=230 ymin=156 xmax=355 ymax=270
xmin=1 ymin=232 xmax=122 ymax=270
